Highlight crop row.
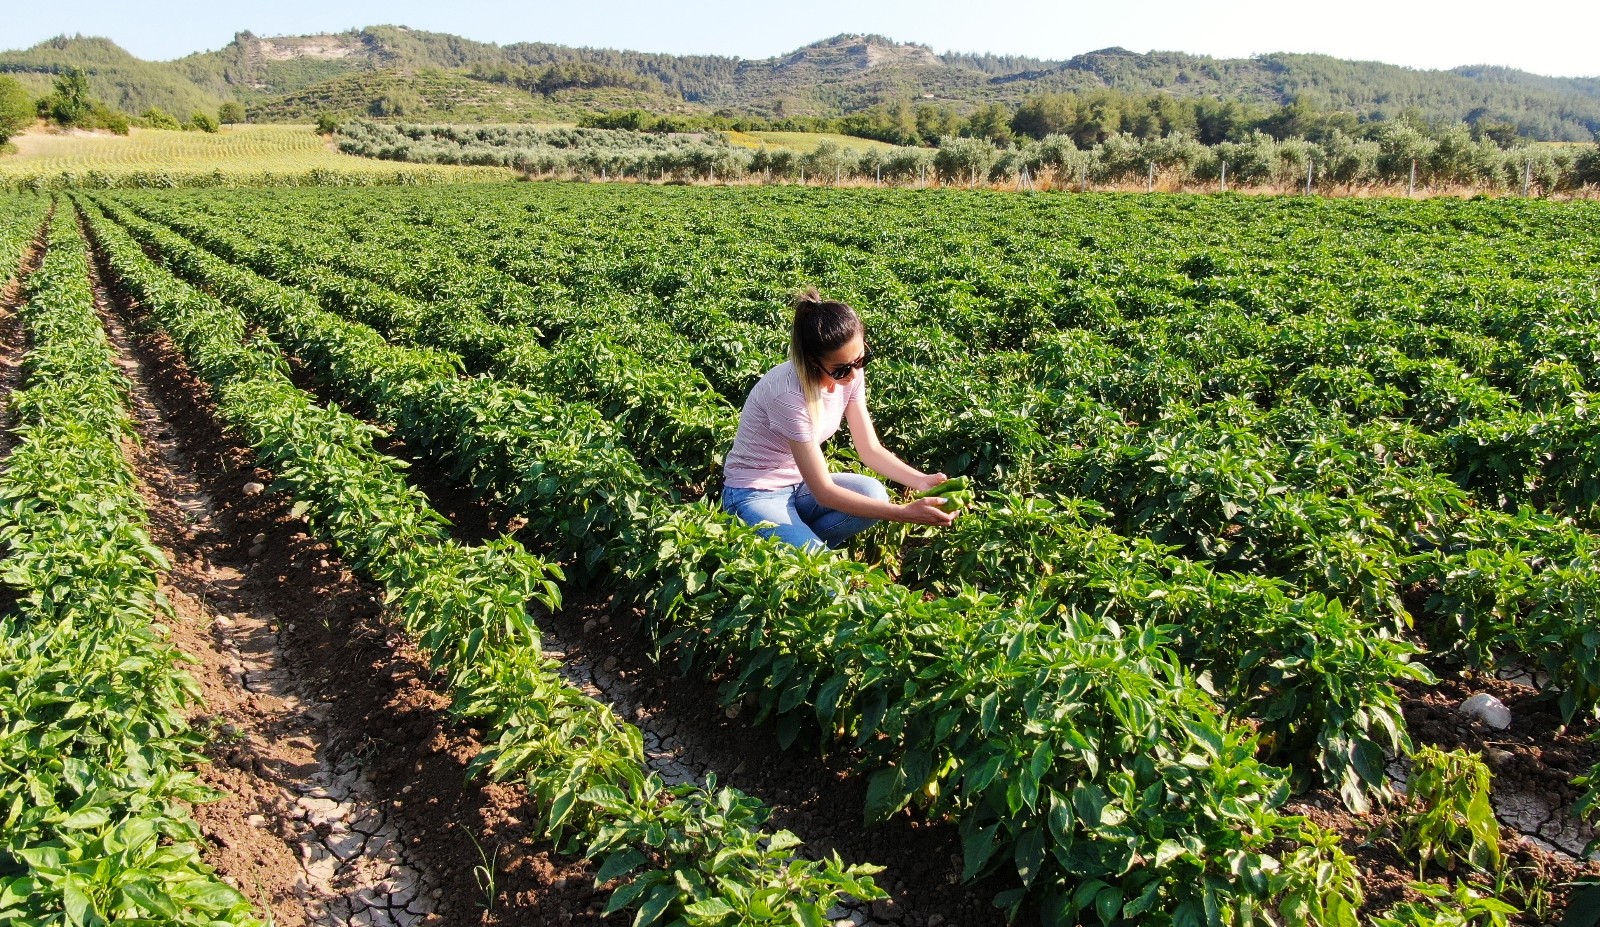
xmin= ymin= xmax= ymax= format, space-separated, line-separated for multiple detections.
xmin=123 ymin=186 xmax=1600 ymax=723
xmin=92 ymin=195 xmax=1378 ymax=924
xmin=80 ymin=199 xmax=884 ymax=926
xmin=0 ymin=195 xmax=49 ymax=285
xmin=111 ymin=193 xmax=1446 ymax=809
xmin=108 ymin=197 xmax=738 ymax=490
xmin=0 ymin=209 xmax=259 ymax=924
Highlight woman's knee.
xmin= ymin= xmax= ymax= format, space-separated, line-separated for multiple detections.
xmin=834 ymin=472 xmax=890 ymax=503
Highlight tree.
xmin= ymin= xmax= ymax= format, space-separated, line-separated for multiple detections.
xmin=963 ymin=102 xmax=1013 ymax=145
xmin=1011 ymin=93 xmax=1076 ymax=140
xmin=914 ymin=104 xmax=960 ymax=145
xmin=43 ymin=67 xmax=93 ymax=127
xmin=142 ymin=107 xmax=182 ymax=130
xmin=315 ymin=113 xmax=340 ymax=135
xmin=1375 ymin=122 xmax=1437 ymax=183
xmin=798 ymin=140 xmax=851 ymax=183
xmin=1576 ymin=139 xmax=1600 ymax=186
xmin=189 ymin=111 xmax=219 ymax=133
xmin=369 ymin=91 xmax=421 ymax=118
xmin=0 ymin=76 xmax=32 ymax=145
xmin=933 ymin=136 xmax=997 ymax=185
xmin=218 ymin=101 xmax=246 ymax=124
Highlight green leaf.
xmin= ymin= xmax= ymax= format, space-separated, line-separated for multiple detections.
xmin=62 ymin=873 xmax=92 ymax=926
xmin=1154 ymin=839 xmax=1187 ymax=868
xmin=633 ymin=882 xmax=676 ymax=927
xmin=1014 ymin=827 xmax=1046 ymax=887
xmin=815 ymin=674 xmax=847 ymax=728
xmin=604 ymin=871 xmax=662 ymax=915
xmin=1095 ymin=885 xmax=1123 ymax=924
xmin=57 ymin=807 xmax=112 ymax=830
xmin=863 ymin=767 xmax=904 ymax=823
xmin=596 ymin=848 xmax=648 ymax=885
xmin=962 ymin=821 xmax=1001 ymax=881
xmin=684 ymin=897 xmax=736 ymax=918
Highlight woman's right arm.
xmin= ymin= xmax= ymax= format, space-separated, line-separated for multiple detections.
xmin=789 ymin=439 xmax=955 ymax=526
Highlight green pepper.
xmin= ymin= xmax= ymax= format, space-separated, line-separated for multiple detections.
xmin=915 ymin=476 xmax=972 ymax=512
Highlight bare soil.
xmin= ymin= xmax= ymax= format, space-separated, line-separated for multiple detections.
xmin=1284 ymin=666 xmax=1600 ymax=925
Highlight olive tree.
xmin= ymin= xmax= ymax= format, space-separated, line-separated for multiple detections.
xmin=934 ymin=136 xmax=998 ymax=185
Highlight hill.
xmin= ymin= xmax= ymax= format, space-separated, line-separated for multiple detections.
xmin=2 ymin=28 xmax=1598 ymax=139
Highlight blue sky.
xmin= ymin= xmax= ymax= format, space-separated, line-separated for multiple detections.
xmin=8 ymin=0 xmax=1599 ymax=78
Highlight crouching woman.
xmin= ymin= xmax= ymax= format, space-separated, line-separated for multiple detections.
xmin=720 ymin=288 xmax=956 ymax=552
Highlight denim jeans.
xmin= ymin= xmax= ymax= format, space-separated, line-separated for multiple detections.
xmin=721 ymin=473 xmax=889 ymax=553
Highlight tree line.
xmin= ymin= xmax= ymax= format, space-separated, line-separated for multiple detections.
xmin=0 ymin=68 xmax=247 ymax=147
xmin=583 ymin=88 xmax=1569 ymax=153
xmin=337 ymin=117 xmax=1600 ymax=193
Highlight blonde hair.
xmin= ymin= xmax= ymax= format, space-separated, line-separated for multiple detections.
xmin=788 ymin=287 xmax=863 ymax=429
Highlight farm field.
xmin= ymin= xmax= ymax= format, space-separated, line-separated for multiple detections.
xmin=726 ymin=130 xmax=901 ymax=154
xmin=3 ymin=182 xmax=1600 ymax=926
xmin=0 ymin=125 xmax=513 ymax=190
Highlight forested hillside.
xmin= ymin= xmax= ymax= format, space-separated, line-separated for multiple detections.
xmin=2 ymin=28 xmax=1597 ymax=138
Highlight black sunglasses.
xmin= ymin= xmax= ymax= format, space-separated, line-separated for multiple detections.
xmin=821 ymin=345 xmax=872 ymax=381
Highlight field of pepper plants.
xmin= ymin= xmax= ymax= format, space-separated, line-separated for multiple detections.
xmin=3 ymin=181 xmax=1600 ymax=926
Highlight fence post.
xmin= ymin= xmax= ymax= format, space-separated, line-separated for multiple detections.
xmin=1408 ymin=159 xmax=1416 ymax=196
xmin=1523 ymin=158 xmax=1531 ymax=197
xmin=1220 ymin=161 xmax=1227 ymax=192
xmin=1080 ymin=163 xmax=1088 ymax=192
xmin=1147 ymin=160 xmax=1155 ymax=192
xmin=1305 ymin=159 xmax=1313 ymax=195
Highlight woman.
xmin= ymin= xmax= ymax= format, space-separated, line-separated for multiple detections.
xmin=720 ymin=288 xmax=957 ymax=552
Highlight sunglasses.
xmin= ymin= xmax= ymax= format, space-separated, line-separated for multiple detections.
xmin=821 ymin=345 xmax=873 ymax=381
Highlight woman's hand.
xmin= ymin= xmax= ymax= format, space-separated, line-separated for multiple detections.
xmin=899 ymin=496 xmax=958 ymax=526
xmin=907 ymin=471 xmax=948 ymax=492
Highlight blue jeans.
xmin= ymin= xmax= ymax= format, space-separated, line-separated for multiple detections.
xmin=721 ymin=474 xmax=889 ymax=553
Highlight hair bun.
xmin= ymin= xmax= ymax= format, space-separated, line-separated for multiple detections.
xmin=791 ymin=286 xmax=823 ymax=314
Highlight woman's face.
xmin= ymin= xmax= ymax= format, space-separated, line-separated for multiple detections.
xmin=817 ymin=334 xmax=866 ymax=388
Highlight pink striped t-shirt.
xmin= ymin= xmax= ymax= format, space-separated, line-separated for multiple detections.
xmin=722 ymin=361 xmax=866 ymax=489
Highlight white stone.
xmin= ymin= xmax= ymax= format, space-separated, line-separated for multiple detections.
xmin=243 ymin=481 xmax=266 ymax=496
xmin=1459 ymin=693 xmax=1512 ymax=729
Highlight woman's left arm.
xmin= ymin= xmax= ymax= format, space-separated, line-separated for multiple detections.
xmin=845 ymin=398 xmax=946 ymax=492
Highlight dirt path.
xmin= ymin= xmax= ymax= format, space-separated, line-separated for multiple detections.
xmin=83 ymin=211 xmax=619 ymax=926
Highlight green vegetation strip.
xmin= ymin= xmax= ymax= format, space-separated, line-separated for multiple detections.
xmin=95 ymin=195 xmax=1370 ymax=925
xmin=116 ymin=193 xmax=1433 ymax=813
xmin=81 ymin=200 xmax=883 ymax=926
xmin=168 ymin=185 xmax=1600 ymax=735
xmin=0 ymin=210 xmax=259 ymax=924
xmin=0 ymin=195 xmax=49 ymax=284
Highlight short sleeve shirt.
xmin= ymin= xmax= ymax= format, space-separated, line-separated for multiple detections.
xmin=722 ymin=361 xmax=866 ymax=489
